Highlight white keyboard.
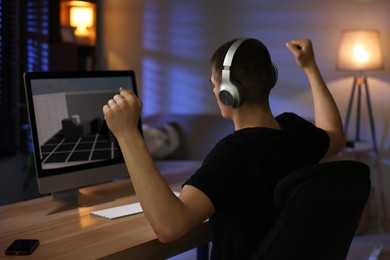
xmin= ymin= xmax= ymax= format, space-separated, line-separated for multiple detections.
xmin=90 ymin=191 xmax=180 ymax=220
xmin=91 ymin=202 xmax=143 ymax=219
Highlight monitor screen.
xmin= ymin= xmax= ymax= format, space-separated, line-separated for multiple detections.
xmin=24 ymin=70 xmax=142 ymax=206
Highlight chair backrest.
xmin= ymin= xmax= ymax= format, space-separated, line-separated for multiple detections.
xmin=249 ymin=160 xmax=371 ymax=260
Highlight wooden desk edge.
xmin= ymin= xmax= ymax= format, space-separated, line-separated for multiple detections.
xmin=100 ymin=221 xmax=211 ymax=260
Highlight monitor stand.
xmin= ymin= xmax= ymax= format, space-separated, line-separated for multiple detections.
xmin=52 ymin=189 xmax=114 ymax=207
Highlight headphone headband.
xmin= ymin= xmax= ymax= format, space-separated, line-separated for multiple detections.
xmin=223 ymin=38 xmax=247 ymax=68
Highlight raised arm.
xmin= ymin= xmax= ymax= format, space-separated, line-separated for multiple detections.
xmin=102 ymin=88 xmax=214 ymax=243
xmin=286 ymin=39 xmax=345 ymax=158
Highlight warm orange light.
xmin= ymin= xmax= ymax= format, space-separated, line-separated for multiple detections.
xmin=337 ymin=30 xmax=383 ymax=71
xmin=353 ymin=44 xmax=369 ymax=63
xmin=70 ymin=6 xmax=93 ymax=37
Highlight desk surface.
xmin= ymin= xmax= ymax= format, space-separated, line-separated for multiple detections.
xmin=0 ymin=160 xmax=210 ymax=260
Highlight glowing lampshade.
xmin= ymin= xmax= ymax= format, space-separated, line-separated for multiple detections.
xmin=70 ymin=6 xmax=94 ymax=37
xmin=337 ymin=30 xmax=383 ymax=71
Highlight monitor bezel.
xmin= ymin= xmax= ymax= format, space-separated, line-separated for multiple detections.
xmin=24 ymin=70 xmax=142 ymax=191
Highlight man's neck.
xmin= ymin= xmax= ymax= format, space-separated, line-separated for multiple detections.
xmin=232 ymin=106 xmax=282 ymax=131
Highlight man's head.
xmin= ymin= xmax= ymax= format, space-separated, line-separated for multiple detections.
xmin=210 ymin=38 xmax=277 ymax=109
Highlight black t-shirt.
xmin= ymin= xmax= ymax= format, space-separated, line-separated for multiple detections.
xmin=183 ymin=112 xmax=330 ymax=260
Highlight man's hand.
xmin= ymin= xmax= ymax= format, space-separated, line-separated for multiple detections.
xmin=102 ymin=87 xmax=143 ymax=139
xmin=286 ymin=39 xmax=316 ymax=69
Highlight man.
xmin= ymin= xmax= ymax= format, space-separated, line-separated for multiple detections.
xmin=103 ymin=38 xmax=345 ymax=259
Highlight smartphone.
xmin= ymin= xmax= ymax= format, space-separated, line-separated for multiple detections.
xmin=5 ymin=239 xmax=40 ymax=255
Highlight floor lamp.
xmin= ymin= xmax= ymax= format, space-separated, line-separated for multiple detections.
xmin=337 ymin=29 xmax=383 ymax=149
xmin=337 ymin=29 xmax=387 ymax=231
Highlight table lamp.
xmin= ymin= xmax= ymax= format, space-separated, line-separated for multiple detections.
xmin=61 ymin=0 xmax=96 ymax=46
xmin=70 ymin=6 xmax=94 ymax=38
xmin=337 ymin=29 xmax=384 ymax=152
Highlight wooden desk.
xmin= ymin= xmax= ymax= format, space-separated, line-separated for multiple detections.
xmin=0 ymin=161 xmax=211 ymax=259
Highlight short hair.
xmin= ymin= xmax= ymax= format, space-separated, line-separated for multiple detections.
xmin=210 ymin=38 xmax=277 ymax=106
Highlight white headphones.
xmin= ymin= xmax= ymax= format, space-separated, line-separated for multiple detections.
xmin=219 ymin=38 xmax=278 ymax=108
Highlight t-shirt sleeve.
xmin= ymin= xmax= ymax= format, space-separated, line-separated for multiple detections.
xmin=278 ymin=112 xmax=330 ymax=161
xmin=183 ymin=139 xmax=241 ymax=211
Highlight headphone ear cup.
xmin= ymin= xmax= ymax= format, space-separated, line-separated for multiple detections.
xmin=219 ymin=81 xmax=243 ymax=108
xmin=271 ymin=63 xmax=278 ymax=88
xmin=219 ymin=68 xmax=243 ymax=108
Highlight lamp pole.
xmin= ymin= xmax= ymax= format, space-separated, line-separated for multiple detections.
xmin=344 ymin=75 xmax=388 ymax=231
xmin=343 ymin=75 xmax=378 ymax=153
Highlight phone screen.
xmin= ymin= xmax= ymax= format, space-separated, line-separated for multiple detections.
xmin=5 ymin=239 xmax=40 ymax=255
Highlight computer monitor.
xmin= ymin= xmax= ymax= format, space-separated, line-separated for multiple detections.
xmin=24 ymin=70 xmax=142 ymax=206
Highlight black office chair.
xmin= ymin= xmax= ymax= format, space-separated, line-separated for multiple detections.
xmin=249 ymin=160 xmax=371 ymax=260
